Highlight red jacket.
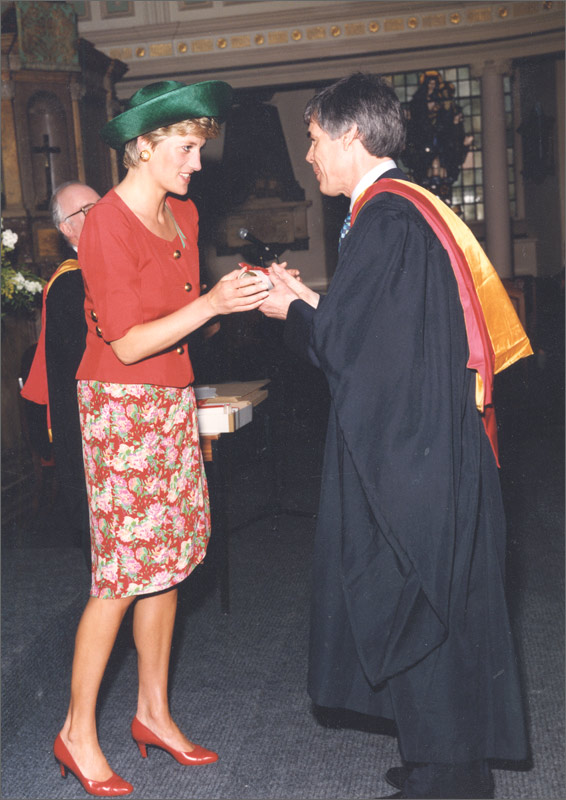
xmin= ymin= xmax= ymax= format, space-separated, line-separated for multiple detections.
xmin=76 ymin=189 xmax=200 ymax=386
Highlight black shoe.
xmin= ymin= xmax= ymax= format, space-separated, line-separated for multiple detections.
xmin=385 ymin=766 xmax=410 ymax=791
xmin=386 ymin=763 xmax=495 ymax=799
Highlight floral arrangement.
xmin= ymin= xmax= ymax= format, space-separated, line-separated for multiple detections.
xmin=2 ymin=221 xmax=45 ymax=316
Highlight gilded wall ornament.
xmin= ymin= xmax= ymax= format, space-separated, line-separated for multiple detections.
xmin=15 ymin=1 xmax=79 ymax=71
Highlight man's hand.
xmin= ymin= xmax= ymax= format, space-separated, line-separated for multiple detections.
xmin=281 ymin=264 xmax=302 ymax=281
xmin=269 ymin=264 xmax=319 ymax=306
xmin=260 ymin=264 xmax=319 ymax=320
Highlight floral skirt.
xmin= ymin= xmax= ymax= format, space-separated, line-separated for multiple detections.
xmin=77 ymin=381 xmax=210 ymax=599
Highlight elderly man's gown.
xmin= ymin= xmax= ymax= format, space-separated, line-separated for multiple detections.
xmin=283 ymin=169 xmax=528 ymax=764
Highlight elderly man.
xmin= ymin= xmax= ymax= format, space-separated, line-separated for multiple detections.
xmin=22 ymin=181 xmax=100 ymax=567
xmin=260 ymin=74 xmax=530 ymax=799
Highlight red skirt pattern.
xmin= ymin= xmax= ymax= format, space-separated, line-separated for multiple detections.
xmin=77 ymin=381 xmax=210 ymax=599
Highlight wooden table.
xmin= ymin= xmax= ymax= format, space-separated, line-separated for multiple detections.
xmin=198 ymin=381 xmax=271 ymax=614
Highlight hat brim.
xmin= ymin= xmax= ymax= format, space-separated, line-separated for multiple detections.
xmin=101 ymin=80 xmax=233 ymax=149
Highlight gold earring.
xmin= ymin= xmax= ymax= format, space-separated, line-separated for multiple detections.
xmin=140 ymin=149 xmax=151 ymax=162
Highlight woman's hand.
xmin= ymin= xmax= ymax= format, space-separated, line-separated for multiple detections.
xmin=205 ymin=269 xmax=269 ymax=315
xmin=111 ymin=269 xmax=267 ymax=365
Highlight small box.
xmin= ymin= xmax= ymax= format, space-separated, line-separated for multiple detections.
xmin=197 ymin=400 xmax=253 ymax=434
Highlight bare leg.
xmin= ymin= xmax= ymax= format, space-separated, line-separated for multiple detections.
xmin=133 ymin=587 xmax=198 ymax=751
xmin=60 ymin=595 xmax=135 ymax=780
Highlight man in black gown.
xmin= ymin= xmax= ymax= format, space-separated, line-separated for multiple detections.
xmin=23 ymin=182 xmax=100 ymax=568
xmin=260 ymin=74 xmax=529 ymax=799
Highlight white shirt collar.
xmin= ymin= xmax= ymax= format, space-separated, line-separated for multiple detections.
xmin=350 ymin=159 xmax=397 ymax=210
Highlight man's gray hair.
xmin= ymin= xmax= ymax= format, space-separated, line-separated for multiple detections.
xmin=304 ymin=73 xmax=406 ymax=158
xmin=50 ymin=181 xmax=86 ymax=229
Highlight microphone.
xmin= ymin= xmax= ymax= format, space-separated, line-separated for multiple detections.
xmin=238 ymin=228 xmax=278 ymax=263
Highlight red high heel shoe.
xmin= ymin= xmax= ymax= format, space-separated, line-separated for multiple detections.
xmin=54 ymin=734 xmax=133 ymax=796
xmin=131 ymin=717 xmax=218 ymax=765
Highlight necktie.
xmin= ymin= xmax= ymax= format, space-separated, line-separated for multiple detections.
xmin=338 ymin=212 xmax=351 ymax=250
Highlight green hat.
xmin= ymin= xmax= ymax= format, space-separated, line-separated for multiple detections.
xmin=100 ymin=79 xmax=233 ymax=149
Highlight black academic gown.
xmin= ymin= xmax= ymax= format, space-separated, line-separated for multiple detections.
xmin=45 ymin=267 xmax=90 ymax=566
xmin=284 ymin=169 xmax=527 ymax=763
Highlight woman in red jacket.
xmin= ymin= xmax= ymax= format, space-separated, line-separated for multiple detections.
xmin=53 ymin=80 xmax=269 ymax=796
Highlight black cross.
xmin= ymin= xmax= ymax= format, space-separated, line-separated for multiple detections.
xmin=33 ymin=134 xmax=61 ymax=208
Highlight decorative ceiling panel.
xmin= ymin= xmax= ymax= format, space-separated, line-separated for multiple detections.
xmin=71 ymin=1 xmax=564 ymax=93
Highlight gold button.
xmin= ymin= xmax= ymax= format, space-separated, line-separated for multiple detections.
xmin=184 ymin=282 xmax=192 ymax=292
xmin=91 ymin=310 xmax=98 ymax=322
xmin=173 ymin=250 xmax=181 ymax=259
xmin=176 ymin=345 xmax=184 ymax=354
xmin=95 ymin=325 xmax=103 ymax=338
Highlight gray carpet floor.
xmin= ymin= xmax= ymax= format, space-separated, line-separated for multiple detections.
xmin=1 ymin=383 xmax=564 ymax=800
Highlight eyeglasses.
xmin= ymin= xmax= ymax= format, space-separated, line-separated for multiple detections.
xmin=64 ymin=203 xmax=97 ymax=222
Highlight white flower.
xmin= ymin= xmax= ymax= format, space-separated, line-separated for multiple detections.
xmin=2 ymin=229 xmax=18 ymax=250
xmin=24 ymin=279 xmax=43 ymax=294
xmin=10 ymin=272 xmax=43 ymax=295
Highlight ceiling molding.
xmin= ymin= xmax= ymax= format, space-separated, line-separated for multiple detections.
xmin=76 ymin=1 xmax=564 ymax=94
xmin=111 ymin=30 xmax=563 ymax=94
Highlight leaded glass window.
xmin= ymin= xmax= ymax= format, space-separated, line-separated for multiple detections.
xmin=386 ymin=66 xmax=516 ymax=223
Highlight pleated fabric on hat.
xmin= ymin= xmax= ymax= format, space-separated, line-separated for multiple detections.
xmin=100 ymin=80 xmax=233 ymax=149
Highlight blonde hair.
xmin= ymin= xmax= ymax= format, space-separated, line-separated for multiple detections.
xmin=123 ymin=117 xmax=220 ymax=168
